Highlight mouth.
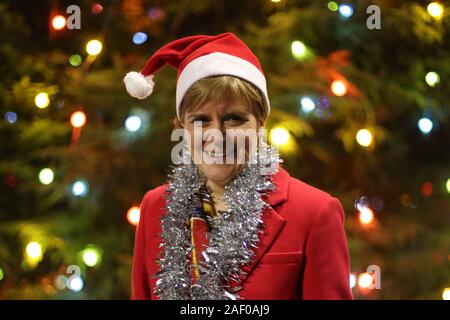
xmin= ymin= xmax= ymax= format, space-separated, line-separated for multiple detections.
xmin=203 ymin=149 xmax=233 ymax=158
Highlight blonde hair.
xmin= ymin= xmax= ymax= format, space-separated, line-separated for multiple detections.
xmin=173 ymin=75 xmax=268 ymax=128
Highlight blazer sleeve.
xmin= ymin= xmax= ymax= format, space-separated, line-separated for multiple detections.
xmin=301 ymin=196 xmax=353 ymax=300
xmin=130 ymin=190 xmax=153 ymax=300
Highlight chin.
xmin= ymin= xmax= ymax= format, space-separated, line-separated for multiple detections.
xmin=198 ymin=163 xmax=238 ymax=185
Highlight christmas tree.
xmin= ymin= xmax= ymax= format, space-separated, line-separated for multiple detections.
xmin=0 ymin=0 xmax=448 ymax=299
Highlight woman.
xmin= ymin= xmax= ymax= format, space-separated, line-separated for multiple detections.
xmin=124 ymin=32 xmax=353 ymax=300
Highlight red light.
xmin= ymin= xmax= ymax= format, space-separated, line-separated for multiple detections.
xmin=52 ymin=15 xmax=66 ymax=30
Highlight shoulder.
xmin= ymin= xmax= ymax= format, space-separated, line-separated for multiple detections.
xmin=139 ymin=184 xmax=168 ymax=223
xmin=141 ymin=184 xmax=167 ymax=208
xmin=285 ymin=174 xmax=345 ymax=223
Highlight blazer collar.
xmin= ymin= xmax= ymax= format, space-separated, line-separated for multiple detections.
xmin=263 ymin=164 xmax=290 ymax=207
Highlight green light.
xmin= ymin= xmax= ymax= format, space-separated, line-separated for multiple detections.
xmin=69 ymin=54 xmax=83 ymax=67
xmin=0 ymin=268 xmax=4 ymax=281
xmin=291 ymin=40 xmax=307 ymax=60
xmin=328 ymin=1 xmax=338 ymax=11
xmin=81 ymin=246 xmax=101 ymax=267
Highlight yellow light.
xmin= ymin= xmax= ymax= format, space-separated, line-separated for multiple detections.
xmin=52 ymin=15 xmax=66 ymax=30
xmin=356 ymin=129 xmax=373 ymax=147
xmin=70 ymin=111 xmax=87 ymax=128
xmin=291 ymin=40 xmax=306 ymax=60
xmin=271 ymin=0 xmax=282 ymax=2
xmin=330 ymin=80 xmax=347 ymax=96
xmin=425 ymin=71 xmax=440 ymax=87
xmin=35 ymin=92 xmax=50 ymax=108
xmin=86 ymin=39 xmax=103 ymax=56
xmin=358 ymin=207 xmax=374 ymax=225
xmin=127 ymin=206 xmax=140 ymax=226
xmin=82 ymin=247 xmax=100 ymax=267
xmin=26 ymin=242 xmax=43 ymax=261
xmin=39 ymin=168 xmax=54 ymax=185
xmin=446 ymin=178 xmax=450 ymax=193
xmin=358 ymin=272 xmax=373 ymax=289
xmin=443 ymin=288 xmax=450 ymax=300
xmin=427 ymin=2 xmax=444 ymax=19
xmin=270 ymin=127 xmax=290 ymax=146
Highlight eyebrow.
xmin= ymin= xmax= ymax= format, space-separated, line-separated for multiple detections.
xmin=188 ymin=111 xmax=250 ymax=119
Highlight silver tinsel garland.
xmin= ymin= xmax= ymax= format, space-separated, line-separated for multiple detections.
xmin=153 ymin=141 xmax=281 ymax=300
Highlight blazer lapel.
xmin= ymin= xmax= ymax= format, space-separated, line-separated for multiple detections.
xmin=227 ymin=166 xmax=290 ymax=293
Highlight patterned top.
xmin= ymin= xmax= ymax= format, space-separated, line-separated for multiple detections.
xmin=189 ymin=185 xmax=222 ymax=284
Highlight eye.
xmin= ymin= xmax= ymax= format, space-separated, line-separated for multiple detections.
xmin=191 ymin=115 xmax=210 ymax=123
xmin=224 ymin=114 xmax=247 ymax=125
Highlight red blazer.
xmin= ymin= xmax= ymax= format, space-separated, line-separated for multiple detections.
xmin=131 ymin=167 xmax=353 ymax=300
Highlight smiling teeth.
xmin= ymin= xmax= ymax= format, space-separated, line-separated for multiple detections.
xmin=204 ymin=150 xmax=228 ymax=157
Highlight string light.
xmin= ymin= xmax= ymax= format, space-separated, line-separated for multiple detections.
xmin=5 ymin=111 xmax=17 ymax=124
xmin=421 ymin=181 xmax=433 ymax=197
xmin=425 ymin=71 xmax=440 ymax=87
xmin=358 ymin=272 xmax=373 ymax=289
xmin=39 ymin=168 xmax=54 ymax=185
xmin=0 ymin=267 xmax=4 ymax=281
xmin=270 ymin=127 xmax=290 ymax=146
xmin=327 ymin=1 xmax=338 ymax=11
xmin=91 ymin=3 xmax=104 ymax=14
xmin=443 ymin=288 xmax=450 ymax=300
xmin=51 ymin=15 xmax=66 ymax=30
xmin=86 ymin=39 xmax=103 ymax=56
xmin=81 ymin=246 xmax=101 ymax=267
xmin=300 ymin=96 xmax=315 ymax=113
xmin=71 ymin=180 xmax=88 ymax=197
xmin=125 ymin=115 xmax=142 ymax=132
xmin=35 ymin=92 xmax=50 ymax=108
xmin=358 ymin=207 xmax=375 ymax=225
xmin=133 ymin=32 xmax=148 ymax=45
xmin=291 ymin=40 xmax=307 ymax=60
xmin=330 ymin=80 xmax=347 ymax=96
xmin=356 ymin=128 xmax=373 ymax=147
xmin=446 ymin=178 xmax=450 ymax=194
xmin=418 ymin=117 xmax=433 ymax=134
xmin=54 ymin=275 xmax=67 ymax=290
xmin=338 ymin=3 xmax=354 ymax=18
xmin=69 ymin=54 xmax=83 ymax=67
xmin=67 ymin=275 xmax=84 ymax=292
xmin=25 ymin=242 xmax=43 ymax=262
xmin=70 ymin=111 xmax=86 ymax=128
xmin=127 ymin=206 xmax=141 ymax=226
xmin=427 ymin=2 xmax=444 ymax=19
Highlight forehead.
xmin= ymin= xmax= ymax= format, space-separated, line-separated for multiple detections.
xmin=186 ymin=97 xmax=251 ymax=115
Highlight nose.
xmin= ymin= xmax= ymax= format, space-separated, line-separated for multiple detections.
xmin=203 ymin=118 xmax=227 ymax=149
xmin=210 ymin=118 xmax=226 ymax=134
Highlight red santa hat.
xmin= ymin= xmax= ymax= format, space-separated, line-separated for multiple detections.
xmin=123 ymin=32 xmax=270 ymax=118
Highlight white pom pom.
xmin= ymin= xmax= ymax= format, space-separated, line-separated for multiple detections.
xmin=123 ymin=72 xmax=155 ymax=99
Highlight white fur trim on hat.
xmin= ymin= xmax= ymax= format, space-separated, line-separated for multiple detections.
xmin=176 ymin=52 xmax=270 ymax=118
xmin=123 ymin=72 xmax=155 ymax=99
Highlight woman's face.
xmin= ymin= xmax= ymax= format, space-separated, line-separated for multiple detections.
xmin=182 ymin=98 xmax=262 ymax=187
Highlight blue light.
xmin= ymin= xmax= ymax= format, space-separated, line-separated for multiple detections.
xmin=71 ymin=180 xmax=88 ymax=197
xmin=132 ymin=32 xmax=148 ymax=45
xmin=67 ymin=276 xmax=84 ymax=292
xmin=338 ymin=4 xmax=353 ymax=18
xmin=418 ymin=117 xmax=433 ymax=134
xmin=5 ymin=111 xmax=17 ymax=124
xmin=300 ymin=97 xmax=315 ymax=113
xmin=125 ymin=115 xmax=142 ymax=132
